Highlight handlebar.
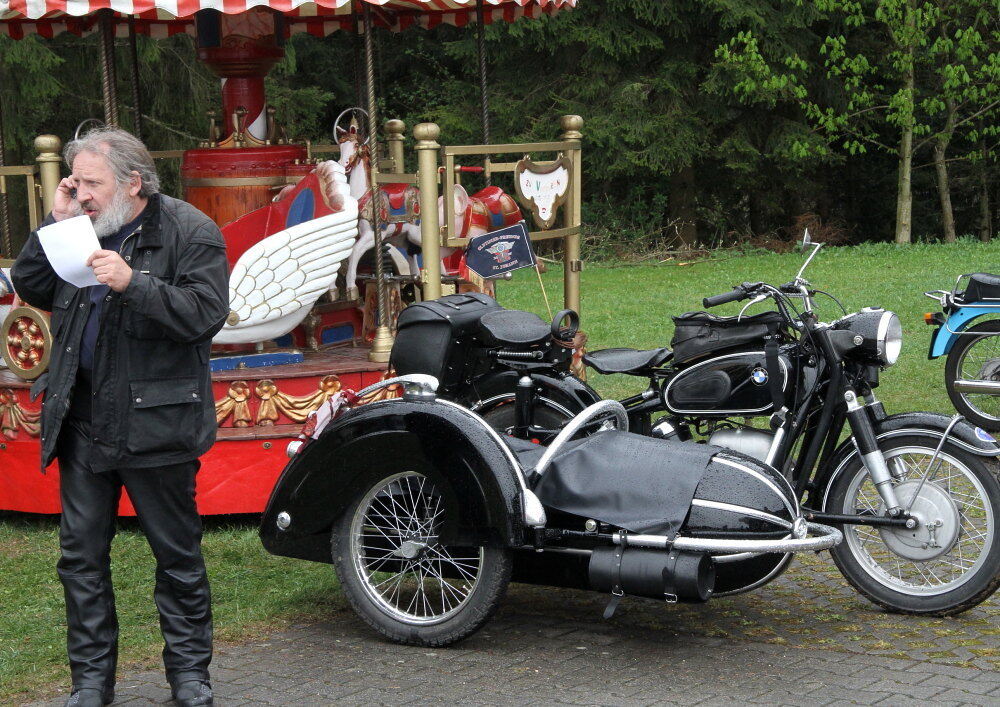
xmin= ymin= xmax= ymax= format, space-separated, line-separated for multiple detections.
xmin=703 ymin=286 xmax=749 ymax=308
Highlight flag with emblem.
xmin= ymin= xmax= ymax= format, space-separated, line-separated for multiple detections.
xmin=465 ymin=222 xmax=536 ymax=279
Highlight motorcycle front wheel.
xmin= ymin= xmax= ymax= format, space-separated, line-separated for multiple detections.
xmin=944 ymin=319 xmax=1000 ymax=431
xmin=332 ymin=470 xmax=512 ymax=646
xmin=827 ymin=436 xmax=1000 ymax=615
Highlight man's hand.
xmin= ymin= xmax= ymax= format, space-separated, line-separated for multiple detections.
xmin=87 ymin=250 xmax=133 ymax=292
xmin=52 ymin=177 xmax=79 ymax=222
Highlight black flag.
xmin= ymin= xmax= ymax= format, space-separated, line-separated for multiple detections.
xmin=465 ymin=222 xmax=536 ymax=279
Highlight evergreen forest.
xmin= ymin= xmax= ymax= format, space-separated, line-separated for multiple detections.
xmin=1 ymin=0 xmax=999 ymax=256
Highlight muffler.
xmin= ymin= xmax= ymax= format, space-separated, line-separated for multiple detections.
xmin=588 ymin=546 xmax=715 ymax=603
xmin=952 ymin=379 xmax=1000 ymax=394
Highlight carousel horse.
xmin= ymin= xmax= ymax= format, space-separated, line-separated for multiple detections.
xmin=212 ymin=160 xmax=360 ymax=345
xmin=337 ymin=120 xmax=522 ymax=300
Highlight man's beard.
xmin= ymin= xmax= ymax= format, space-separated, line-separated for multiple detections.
xmin=72 ymin=186 xmax=135 ymax=238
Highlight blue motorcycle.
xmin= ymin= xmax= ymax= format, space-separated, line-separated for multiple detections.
xmin=926 ymin=273 xmax=1000 ymax=430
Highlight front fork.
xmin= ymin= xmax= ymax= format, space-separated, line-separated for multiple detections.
xmin=844 ymin=387 xmax=904 ymax=514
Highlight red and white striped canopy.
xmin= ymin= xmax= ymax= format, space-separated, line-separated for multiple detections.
xmin=1 ymin=0 xmax=575 ymax=39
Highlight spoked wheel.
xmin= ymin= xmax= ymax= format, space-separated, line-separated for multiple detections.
xmin=827 ymin=437 xmax=1000 ymax=615
xmin=332 ymin=471 xmax=511 ymax=646
xmin=945 ymin=320 xmax=1000 ymax=431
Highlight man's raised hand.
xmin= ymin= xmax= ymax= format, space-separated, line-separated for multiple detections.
xmin=87 ymin=249 xmax=133 ymax=292
xmin=52 ymin=177 xmax=79 ymax=222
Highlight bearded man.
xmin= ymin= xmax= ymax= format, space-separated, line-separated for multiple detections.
xmin=12 ymin=128 xmax=228 ymax=707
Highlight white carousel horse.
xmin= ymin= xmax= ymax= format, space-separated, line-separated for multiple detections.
xmin=212 ymin=160 xmax=360 ymax=345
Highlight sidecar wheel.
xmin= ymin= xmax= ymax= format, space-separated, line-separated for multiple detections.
xmin=945 ymin=319 xmax=1000 ymax=431
xmin=332 ymin=470 xmax=512 ymax=646
xmin=827 ymin=437 xmax=1000 ymax=615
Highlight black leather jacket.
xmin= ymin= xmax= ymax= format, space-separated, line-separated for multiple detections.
xmin=12 ymin=193 xmax=229 ymax=471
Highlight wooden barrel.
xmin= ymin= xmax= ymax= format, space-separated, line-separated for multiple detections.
xmin=181 ymin=145 xmax=308 ymax=228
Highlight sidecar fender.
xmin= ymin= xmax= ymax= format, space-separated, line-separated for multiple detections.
xmin=814 ymin=411 xmax=1000 ymax=509
xmin=260 ymin=398 xmax=538 ymax=564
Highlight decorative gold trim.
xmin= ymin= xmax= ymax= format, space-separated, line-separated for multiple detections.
xmin=255 ymin=375 xmax=341 ymax=425
xmin=2 ymin=306 xmax=51 ymax=381
xmin=215 ymin=381 xmax=252 ymax=427
xmin=0 ymin=388 xmax=40 ymax=439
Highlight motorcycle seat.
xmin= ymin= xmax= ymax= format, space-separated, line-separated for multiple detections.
xmin=960 ymin=273 xmax=1000 ymax=303
xmin=584 ymin=347 xmax=673 ymax=375
xmin=479 ymin=309 xmax=551 ymax=347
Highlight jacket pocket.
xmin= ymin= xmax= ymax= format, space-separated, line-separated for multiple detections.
xmin=125 ymin=377 xmax=203 ymax=455
xmin=124 ymin=309 xmax=167 ymax=340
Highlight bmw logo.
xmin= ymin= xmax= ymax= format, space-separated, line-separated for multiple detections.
xmin=751 ymin=367 xmax=769 ymax=386
xmin=975 ymin=427 xmax=996 ymax=443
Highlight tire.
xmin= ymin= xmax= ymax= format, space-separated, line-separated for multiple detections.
xmin=332 ymin=470 xmax=512 ymax=646
xmin=827 ymin=435 xmax=1000 ymax=615
xmin=944 ymin=320 xmax=1000 ymax=431
xmin=478 ymin=398 xmax=575 ymax=443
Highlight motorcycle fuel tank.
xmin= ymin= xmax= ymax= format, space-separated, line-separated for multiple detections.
xmin=664 ymin=351 xmax=792 ymax=417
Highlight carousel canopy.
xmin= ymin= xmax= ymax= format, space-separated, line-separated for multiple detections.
xmin=0 ymin=0 xmax=575 ymax=39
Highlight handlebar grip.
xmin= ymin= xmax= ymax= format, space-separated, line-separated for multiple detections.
xmin=703 ymin=288 xmax=747 ymax=308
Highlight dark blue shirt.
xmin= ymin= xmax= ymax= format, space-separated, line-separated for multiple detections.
xmin=71 ymin=210 xmax=145 ymax=421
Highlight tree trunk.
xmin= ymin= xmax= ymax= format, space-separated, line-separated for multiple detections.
xmin=670 ymin=165 xmax=699 ymax=250
xmin=933 ymin=143 xmax=956 ymax=243
xmin=894 ymin=1 xmax=916 ymax=245
xmin=979 ymin=168 xmax=992 ymax=242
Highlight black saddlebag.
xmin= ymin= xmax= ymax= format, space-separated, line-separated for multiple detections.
xmin=960 ymin=273 xmax=1000 ymax=303
xmin=390 ymin=293 xmax=501 ymax=390
xmin=670 ymin=310 xmax=785 ymax=365
xmin=532 ymin=431 xmax=717 ymax=538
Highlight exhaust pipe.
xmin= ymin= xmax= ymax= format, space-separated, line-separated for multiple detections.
xmin=588 ymin=546 xmax=715 ymax=603
xmin=952 ymin=379 xmax=1000 ymax=394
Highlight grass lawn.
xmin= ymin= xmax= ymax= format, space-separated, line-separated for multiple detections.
xmin=2 ymin=239 xmax=997 ymax=701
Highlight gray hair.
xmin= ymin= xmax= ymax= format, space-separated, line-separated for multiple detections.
xmin=64 ymin=127 xmax=160 ymax=197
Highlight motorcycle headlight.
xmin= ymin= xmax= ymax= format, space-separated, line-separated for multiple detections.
xmin=833 ymin=308 xmax=903 ymax=367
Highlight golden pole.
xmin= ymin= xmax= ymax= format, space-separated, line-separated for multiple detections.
xmin=35 ymin=134 xmax=63 ymax=216
xmin=414 ymin=122 xmax=441 ymax=301
xmin=560 ymin=115 xmax=583 ymax=315
xmin=384 ymin=119 xmax=406 ymax=173
xmin=363 ymin=3 xmax=393 ymax=362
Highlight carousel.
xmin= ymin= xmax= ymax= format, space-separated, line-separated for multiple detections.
xmin=0 ymin=0 xmax=584 ymax=515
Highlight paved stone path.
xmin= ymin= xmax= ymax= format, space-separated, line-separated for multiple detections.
xmin=33 ymin=554 xmax=999 ymax=706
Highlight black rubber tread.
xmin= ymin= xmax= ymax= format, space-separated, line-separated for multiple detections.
xmin=827 ymin=435 xmax=1000 ymax=616
xmin=331 ymin=474 xmax=512 ymax=647
xmin=944 ymin=319 xmax=1000 ymax=432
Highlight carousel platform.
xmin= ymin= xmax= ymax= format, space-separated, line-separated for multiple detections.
xmin=0 ymin=343 xmax=389 ymax=515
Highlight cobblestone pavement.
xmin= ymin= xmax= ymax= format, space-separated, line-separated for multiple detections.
xmin=33 ymin=554 xmax=999 ymax=706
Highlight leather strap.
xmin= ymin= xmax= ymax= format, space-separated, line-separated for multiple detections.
xmin=603 ymin=532 xmax=627 ymax=619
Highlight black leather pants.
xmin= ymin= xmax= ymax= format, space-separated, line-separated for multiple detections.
xmin=57 ymin=418 xmax=213 ymax=692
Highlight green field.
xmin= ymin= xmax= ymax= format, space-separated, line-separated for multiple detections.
xmin=2 ymin=240 xmax=996 ymax=701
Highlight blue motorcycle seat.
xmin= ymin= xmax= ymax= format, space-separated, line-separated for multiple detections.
xmin=584 ymin=347 xmax=672 ymax=375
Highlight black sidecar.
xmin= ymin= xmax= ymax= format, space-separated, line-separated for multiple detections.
xmin=261 ymin=374 xmax=840 ymax=647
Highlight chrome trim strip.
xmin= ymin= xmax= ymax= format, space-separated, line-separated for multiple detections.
xmin=691 ymin=499 xmax=792 ymax=529
xmin=714 ymin=553 xmax=794 ymax=597
xmin=471 ymin=393 xmax=575 ymax=419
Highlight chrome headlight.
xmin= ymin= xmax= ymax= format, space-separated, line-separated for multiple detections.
xmin=833 ymin=308 xmax=902 ymax=367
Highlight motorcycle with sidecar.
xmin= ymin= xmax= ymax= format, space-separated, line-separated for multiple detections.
xmin=261 ymin=372 xmax=842 ymax=646
xmin=385 ymin=233 xmax=1000 ymax=618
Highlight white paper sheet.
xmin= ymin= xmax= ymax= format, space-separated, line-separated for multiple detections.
xmin=37 ymin=215 xmax=102 ymax=288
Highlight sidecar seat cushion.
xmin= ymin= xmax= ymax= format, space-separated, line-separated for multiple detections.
xmin=533 ymin=431 xmax=718 ymax=538
xmin=961 ymin=273 xmax=1000 ymax=303
xmin=584 ymin=347 xmax=672 ymax=375
xmin=479 ymin=309 xmax=552 ymax=347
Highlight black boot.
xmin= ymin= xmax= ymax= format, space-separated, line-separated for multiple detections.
xmin=64 ymin=688 xmax=113 ymax=706
xmin=172 ymin=680 xmax=213 ymax=706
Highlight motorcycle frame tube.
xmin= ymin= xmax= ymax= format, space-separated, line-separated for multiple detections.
xmin=610 ymin=523 xmax=841 ymax=553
